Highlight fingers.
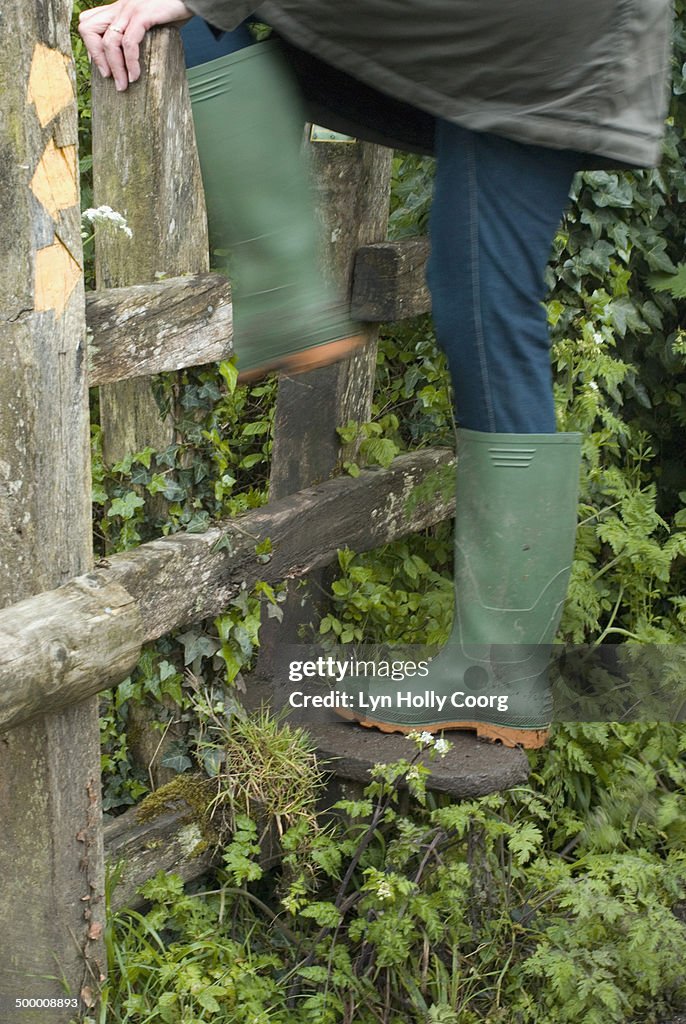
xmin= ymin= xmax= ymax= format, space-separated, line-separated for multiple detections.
xmin=119 ymin=22 xmax=148 ymax=86
xmin=102 ymin=19 xmax=135 ymax=90
xmin=79 ymin=0 xmax=192 ymax=91
xmin=78 ymin=4 xmax=121 ymax=81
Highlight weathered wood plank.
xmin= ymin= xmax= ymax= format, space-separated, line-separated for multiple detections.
xmin=0 ymin=447 xmax=455 ymax=732
xmin=86 ymin=273 xmax=232 ymax=386
xmin=0 ymin=4 xmax=105 ymax=1011
xmin=105 ymin=805 xmax=216 ymax=912
xmin=351 ymin=237 xmax=431 ymax=322
xmin=0 ymin=576 xmax=142 ymax=731
xmin=112 ymin=446 xmax=453 ymax=645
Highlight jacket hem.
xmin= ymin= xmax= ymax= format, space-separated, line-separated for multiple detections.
xmin=257 ymin=2 xmax=664 ymax=168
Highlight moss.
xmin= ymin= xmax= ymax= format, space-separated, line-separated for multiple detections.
xmin=135 ymin=773 xmax=221 ymax=855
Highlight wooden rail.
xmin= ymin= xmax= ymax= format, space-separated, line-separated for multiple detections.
xmin=86 ymin=273 xmax=233 ymax=385
xmin=85 ymin=236 xmax=432 ymax=387
xmin=0 ymin=447 xmax=454 ymax=733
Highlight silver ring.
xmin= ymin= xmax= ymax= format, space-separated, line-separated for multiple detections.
xmin=109 ymin=25 xmax=125 ymax=33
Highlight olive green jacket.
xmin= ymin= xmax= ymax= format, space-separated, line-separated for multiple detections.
xmin=184 ymin=0 xmax=673 ymax=167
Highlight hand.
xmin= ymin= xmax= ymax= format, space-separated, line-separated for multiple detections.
xmin=78 ymin=0 xmax=192 ymax=91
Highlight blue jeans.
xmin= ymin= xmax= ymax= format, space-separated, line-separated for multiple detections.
xmin=427 ymin=120 xmax=580 ymax=433
xmin=182 ymin=19 xmax=580 ymax=434
xmin=180 ymin=17 xmax=253 ymax=66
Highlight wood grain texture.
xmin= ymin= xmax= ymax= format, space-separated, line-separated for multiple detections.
xmin=0 ymin=4 xmax=105 ymax=1010
xmin=86 ymin=273 xmax=232 ymax=385
xmin=92 ymin=26 xmax=209 ymax=461
xmin=104 ymin=797 xmax=281 ymax=913
xmin=351 ymin=237 xmax=431 ymax=322
xmin=104 ymin=802 xmax=217 ymax=914
xmin=0 ymin=576 xmax=142 ymax=732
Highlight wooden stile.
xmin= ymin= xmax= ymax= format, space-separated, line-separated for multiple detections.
xmin=0 ymin=14 xmax=529 ymax=1013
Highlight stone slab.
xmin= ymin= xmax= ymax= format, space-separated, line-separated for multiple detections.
xmin=243 ymin=677 xmax=530 ymax=800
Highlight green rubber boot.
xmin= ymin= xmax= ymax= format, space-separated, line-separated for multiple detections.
xmin=339 ymin=429 xmax=582 ymax=748
xmin=186 ymin=41 xmax=362 ymax=380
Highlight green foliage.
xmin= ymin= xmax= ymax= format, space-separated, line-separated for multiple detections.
xmin=102 ymin=870 xmax=289 ymax=1024
xmin=649 ymin=262 xmax=686 ymax=299
xmin=319 ymin=537 xmax=453 ymax=646
xmin=388 ymin=152 xmax=435 ymax=239
xmin=92 ymin=369 xmax=274 ymax=553
xmin=101 ymin=721 xmax=686 ymax=1024
xmin=93 ymin=366 xmax=285 ymax=814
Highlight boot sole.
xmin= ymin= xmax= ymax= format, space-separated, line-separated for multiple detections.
xmin=335 ymin=708 xmax=549 ymax=750
xmin=237 ymin=333 xmax=366 ymax=384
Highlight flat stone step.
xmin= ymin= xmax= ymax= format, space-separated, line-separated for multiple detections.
xmin=243 ymin=677 xmax=530 ymax=800
xmin=307 ymin=719 xmax=529 ymax=799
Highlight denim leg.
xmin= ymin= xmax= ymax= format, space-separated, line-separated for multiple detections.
xmin=427 ymin=120 xmax=580 ymax=433
xmin=180 ymin=17 xmax=254 ymax=68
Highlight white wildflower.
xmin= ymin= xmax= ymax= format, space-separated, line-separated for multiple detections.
xmin=589 ymin=381 xmax=599 ymax=391
xmin=593 ymin=331 xmax=604 ymax=346
xmin=434 ymin=738 xmax=451 ymax=756
xmin=375 ymin=879 xmax=393 ymax=901
xmin=406 ymin=765 xmax=420 ymax=781
xmin=407 ymin=729 xmax=435 ymax=749
xmin=81 ymin=205 xmax=133 ymax=238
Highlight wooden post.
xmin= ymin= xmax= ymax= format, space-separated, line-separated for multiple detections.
xmin=0 ymin=2 xmax=105 ymax=1015
xmin=92 ymin=27 xmax=210 ymax=787
xmin=92 ymin=26 xmax=209 ymax=463
xmin=256 ymin=139 xmax=392 ymax=677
